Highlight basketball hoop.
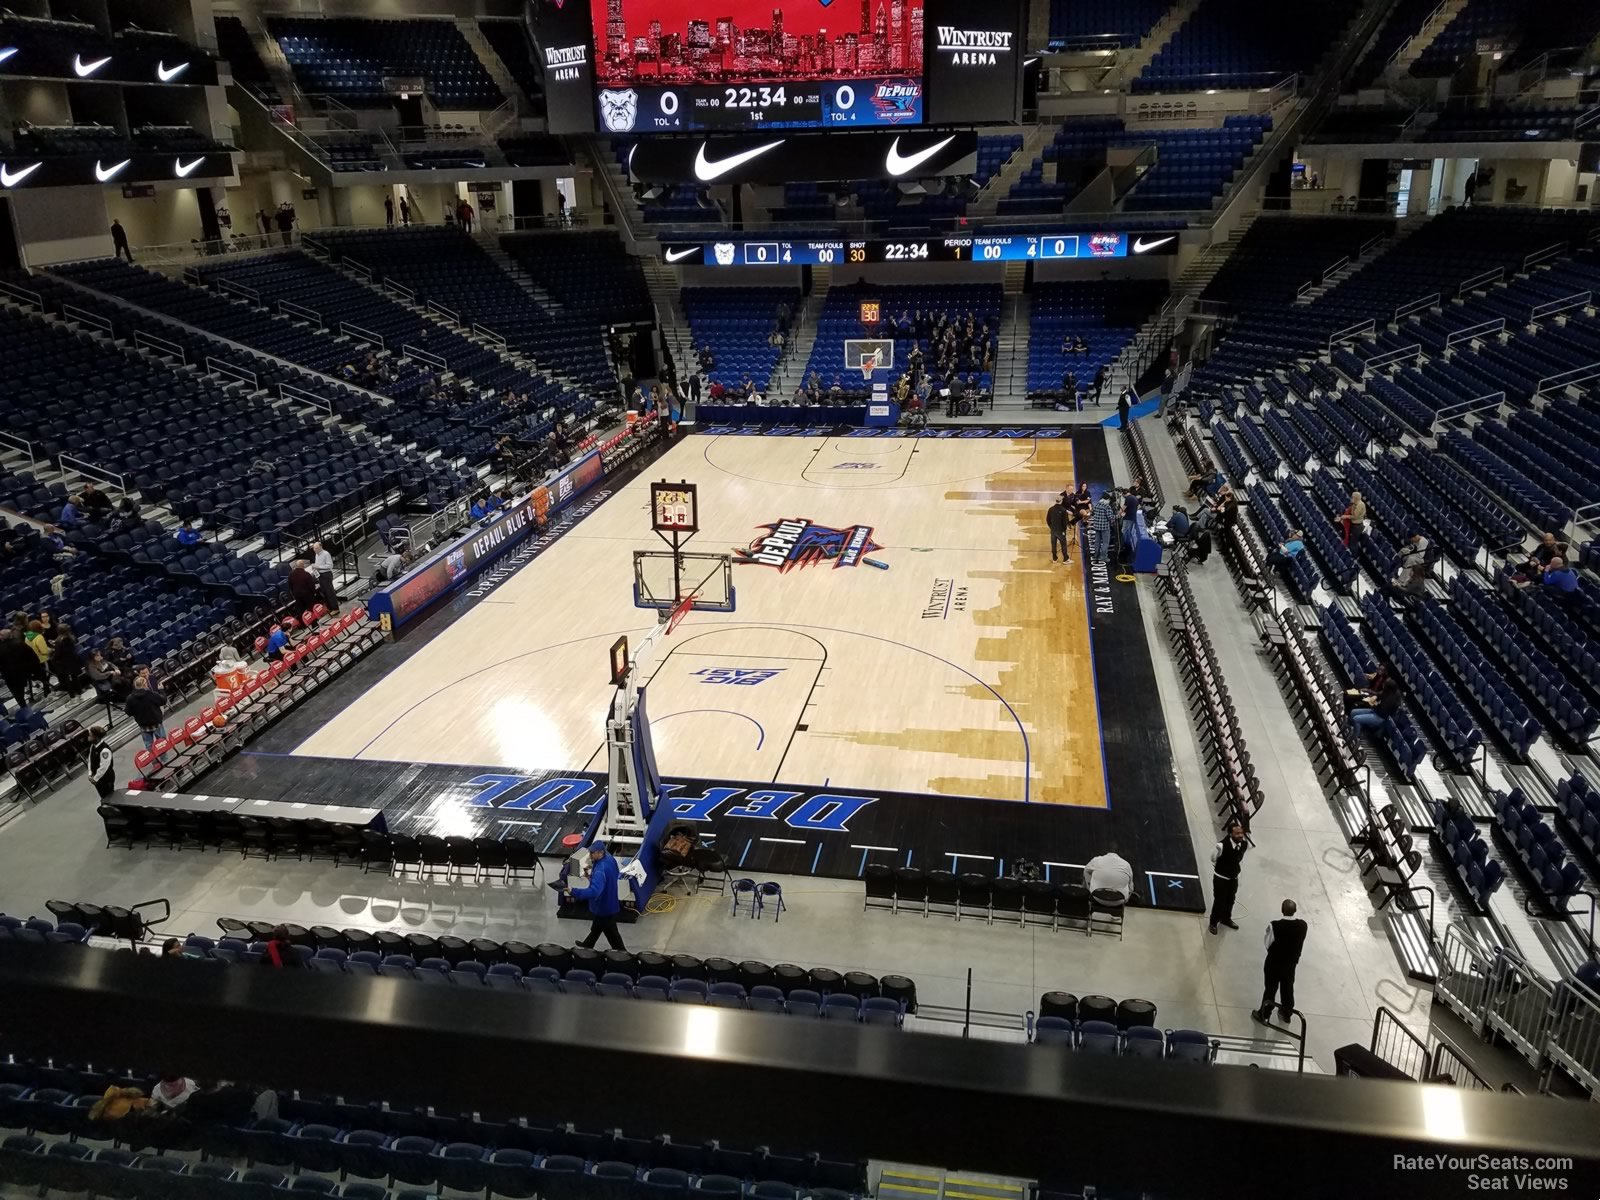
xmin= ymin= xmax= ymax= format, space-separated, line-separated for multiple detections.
xmin=855 ymin=351 xmax=881 ymax=381
xmin=664 ymin=593 xmax=696 ymax=633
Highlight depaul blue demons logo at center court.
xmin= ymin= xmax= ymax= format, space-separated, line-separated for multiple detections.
xmin=735 ymin=519 xmax=888 ymax=572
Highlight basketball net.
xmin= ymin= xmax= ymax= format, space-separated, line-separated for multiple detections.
xmin=856 ymin=351 xmax=881 ymax=381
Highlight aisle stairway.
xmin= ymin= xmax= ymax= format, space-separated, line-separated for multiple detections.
xmin=768 ymin=269 xmax=832 ymax=397
xmin=965 ymin=125 xmax=1056 ymax=219
xmin=457 ymin=18 xmax=523 ymax=111
xmin=992 ymin=293 xmax=1031 ymax=408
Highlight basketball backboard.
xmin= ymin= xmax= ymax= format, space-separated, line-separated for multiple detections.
xmin=634 ymin=549 xmax=736 ymax=615
xmin=844 ymin=338 xmax=895 ymax=381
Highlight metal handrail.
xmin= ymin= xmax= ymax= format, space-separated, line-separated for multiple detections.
xmin=58 ymin=453 xmax=126 ymax=494
xmin=1384 ymin=0 xmax=1447 ymax=70
xmin=1326 ymin=318 xmax=1375 ymax=350
xmin=402 ymin=344 xmax=447 ymax=370
xmin=278 ymin=299 xmax=324 ymax=330
xmin=427 ymin=300 xmax=460 ymax=324
xmin=217 ymin=278 xmax=261 ymax=305
xmin=0 ymin=279 xmax=43 ymax=308
xmin=340 ymin=321 xmax=384 ymax=347
xmin=134 ymin=330 xmax=186 ymax=364
xmin=1536 ymin=363 xmax=1600 ymax=397
xmin=1529 ymin=292 xmax=1591 ymax=322
xmin=1457 ymin=266 xmax=1504 ymax=297
xmin=1523 ymin=242 xmax=1568 ymax=271
xmin=0 ymin=431 xmax=36 ymax=465
xmin=1365 ymin=343 xmax=1421 ymax=371
xmin=206 ymin=357 xmax=257 ymax=388
xmin=1445 ymin=318 xmax=1504 ymax=348
xmin=279 ymin=382 xmax=332 ymax=413
xmin=1370 ymin=1005 xmax=1432 ymax=1079
xmin=61 ymin=304 xmax=112 ymax=334
xmin=1393 ymin=293 xmax=1438 ymax=322
xmin=1426 ymin=1038 xmax=1492 ymax=1090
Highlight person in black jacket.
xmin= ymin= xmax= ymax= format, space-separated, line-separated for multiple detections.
xmin=0 ymin=629 xmax=36 ymax=708
xmin=1046 ymin=500 xmax=1071 ymax=564
xmin=1350 ymin=674 xmax=1402 ymax=732
xmin=1254 ymin=898 xmax=1308 ymax=1024
xmin=123 ymin=676 xmax=169 ymax=752
xmin=87 ymin=726 xmax=115 ymax=801
xmin=1208 ymin=819 xmax=1249 ymax=935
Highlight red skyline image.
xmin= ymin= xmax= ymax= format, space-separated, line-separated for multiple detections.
xmin=594 ymin=0 xmax=925 ymax=87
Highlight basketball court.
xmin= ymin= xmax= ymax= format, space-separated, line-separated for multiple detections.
xmin=205 ymin=428 xmax=1202 ymax=909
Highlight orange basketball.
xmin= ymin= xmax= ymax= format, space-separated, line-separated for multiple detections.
xmin=212 ymin=715 xmax=227 ymax=729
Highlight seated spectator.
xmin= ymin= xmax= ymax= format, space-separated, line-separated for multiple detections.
xmin=175 ymin=520 xmax=201 ymax=547
xmin=1392 ymin=532 xmax=1431 ymax=597
xmin=1514 ymin=532 xmax=1570 ymax=583
xmin=80 ymin=482 xmax=113 ymax=518
xmin=1349 ymin=672 xmax=1402 ymax=732
xmin=830 ymin=377 xmax=843 ymax=400
xmin=1167 ymin=506 xmax=1192 ymax=540
xmin=1543 ymin=558 xmax=1580 ymax=599
xmin=373 ymin=547 xmax=414 ymax=583
xmin=264 ymin=624 xmax=292 ymax=662
xmin=59 ymin=495 xmax=84 ymax=527
xmin=708 ymin=380 xmax=726 ymax=401
xmin=469 ymin=497 xmax=488 ymax=522
xmin=113 ymin=494 xmax=141 ymax=530
xmin=1188 ymin=467 xmax=1225 ymax=500
xmin=88 ymin=1086 xmax=150 ymax=1123
xmin=150 ymin=1074 xmax=199 ymax=1113
xmin=1266 ymin=530 xmax=1306 ymax=574
xmin=1084 ymin=842 xmax=1134 ymax=905
xmin=52 ymin=621 xmax=84 ymax=692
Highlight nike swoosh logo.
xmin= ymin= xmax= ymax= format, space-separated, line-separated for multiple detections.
xmin=74 ymin=54 xmax=111 ymax=77
xmin=94 ymin=159 xmax=130 ymax=182
xmin=0 ymin=48 xmax=17 ymax=65
xmin=693 ymin=140 xmax=784 ymax=182
xmin=664 ymin=247 xmax=700 ymax=262
xmin=0 ymin=162 xmax=41 ymax=187
xmin=174 ymin=156 xmax=205 ymax=177
xmin=1133 ymin=235 xmax=1176 ymax=254
xmin=885 ymin=134 xmax=956 ymax=177
xmin=157 ymin=60 xmax=189 ymax=82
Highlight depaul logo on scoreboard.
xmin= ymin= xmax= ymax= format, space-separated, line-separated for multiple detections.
xmin=871 ymin=79 xmax=922 ymax=124
xmin=735 ymin=519 xmax=888 ymax=572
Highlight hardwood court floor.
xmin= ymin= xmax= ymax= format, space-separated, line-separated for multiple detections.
xmin=293 ymin=435 xmax=1108 ymax=807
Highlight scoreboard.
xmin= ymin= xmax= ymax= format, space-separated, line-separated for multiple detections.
xmin=609 ymin=79 xmax=924 ymax=134
xmin=660 ymin=231 xmax=1181 ymax=267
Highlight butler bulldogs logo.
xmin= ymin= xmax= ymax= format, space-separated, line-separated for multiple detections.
xmin=735 ymin=519 xmax=887 ymax=572
xmin=599 ymin=89 xmax=638 ymax=133
xmin=713 ymin=242 xmax=736 ymax=265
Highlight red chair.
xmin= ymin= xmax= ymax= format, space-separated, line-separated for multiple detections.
xmin=254 ymin=636 xmax=268 ymax=655
xmin=183 ymin=716 xmax=205 ymax=741
xmin=282 ymin=615 xmax=299 ymax=630
xmin=254 ymin=668 xmax=273 ymax=688
xmin=312 ymin=603 xmax=328 ymax=623
xmin=133 ymin=748 xmax=156 ymax=777
xmin=200 ymin=705 xmax=218 ymax=725
xmin=150 ymin=736 xmax=173 ymax=761
xmin=268 ymin=661 xmax=288 ymax=683
xmin=352 ymin=606 xmax=367 ymax=622
xmin=302 ymin=609 xmax=317 ymax=628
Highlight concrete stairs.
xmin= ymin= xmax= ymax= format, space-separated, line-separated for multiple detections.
xmin=585 ymin=139 xmax=649 ymax=233
xmin=965 ymin=124 xmax=1055 ymax=218
xmin=1385 ymin=0 xmax=1469 ymax=81
xmin=474 ymin=232 xmax=562 ymax=311
xmin=641 ymin=259 xmax=695 ymax=369
xmin=1293 ymin=212 xmax=1429 ymax=306
xmin=456 ymin=18 xmax=525 ymax=112
xmin=992 ymin=292 xmax=1032 ymax=408
xmin=239 ymin=9 xmax=309 ymax=120
xmin=769 ymin=268 xmax=832 ymax=396
xmin=1174 ymin=214 xmax=1255 ymax=301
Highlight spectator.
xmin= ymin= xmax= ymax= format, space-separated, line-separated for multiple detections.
xmin=113 ymin=494 xmax=141 ymax=530
xmin=59 ymin=495 xmax=84 ymax=527
xmin=1117 ymin=387 xmax=1133 ymax=432
xmin=288 ymin=559 xmax=318 ymax=612
xmin=1340 ymin=490 xmax=1366 ymax=546
xmin=161 ymin=938 xmax=184 ymax=958
xmin=0 ymin=629 xmax=37 ymax=707
xmin=399 ymin=195 xmax=410 ymax=226
xmin=87 ymin=725 xmax=115 ymax=801
xmin=374 ymin=547 xmax=413 ymax=583
xmin=1393 ymin=532 xmax=1431 ymax=596
xmin=104 ymin=636 xmax=134 ymax=679
xmin=111 ymin=219 xmax=133 ymax=262
xmin=1167 ymin=505 xmax=1192 ymax=541
xmin=175 ymin=520 xmax=201 ymax=547
xmin=264 ymin=624 xmax=292 ymax=663
xmin=23 ymin=620 xmax=51 ymax=680
xmin=1091 ymin=363 xmax=1107 ymax=407
xmin=80 ymin=482 xmax=112 ymax=518
xmin=52 ymin=621 xmax=83 ymax=692
xmin=1213 ymin=487 xmax=1240 ymax=531
xmin=566 ymin=840 xmax=626 ymax=950
xmin=312 ymin=541 xmax=340 ymax=614
xmin=384 ymin=195 xmax=394 ymax=226
xmin=457 ymin=198 xmax=474 ymax=233
xmin=1266 ymin=530 xmax=1306 ymax=575
xmin=1516 ymin=531 xmax=1569 ymax=582
xmin=1349 ymin=672 xmax=1402 ymax=732
xmin=1089 ymin=492 xmax=1114 ymax=563
xmin=829 ymin=377 xmax=843 ymax=400
xmin=123 ymin=674 xmax=169 ymax=752
xmin=1084 ymin=842 xmax=1133 ymax=905
xmin=1543 ymin=558 xmax=1580 ymax=600
xmin=86 ymin=648 xmax=128 ymax=701
xmin=151 ymin=1074 xmax=200 ymax=1113
xmin=1046 ymin=498 xmax=1071 ymax=564
xmin=262 ymin=925 xmax=302 ymax=968
xmin=88 ymin=1087 xmax=150 ymax=1122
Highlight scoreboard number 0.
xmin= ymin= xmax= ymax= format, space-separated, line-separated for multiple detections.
xmin=834 ymin=84 xmax=855 ymax=111
xmin=660 ymin=91 xmax=679 ymax=115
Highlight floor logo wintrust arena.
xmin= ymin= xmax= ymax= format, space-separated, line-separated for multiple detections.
xmin=735 ymin=519 xmax=888 ymax=572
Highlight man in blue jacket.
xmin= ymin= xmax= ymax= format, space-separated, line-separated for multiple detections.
xmin=568 ymin=840 xmax=625 ymax=950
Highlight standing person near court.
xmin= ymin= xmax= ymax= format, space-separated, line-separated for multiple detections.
xmin=1208 ymin=819 xmax=1249 ymax=935
xmin=567 ymin=841 xmax=625 ymax=950
xmin=123 ymin=674 xmax=169 ymax=752
xmin=1046 ymin=498 xmax=1071 ymax=564
xmin=288 ymin=559 xmax=318 ymax=613
xmin=1254 ymin=899 xmax=1307 ymax=1023
xmin=311 ymin=542 xmax=340 ymax=614
xmin=1118 ymin=386 xmax=1133 ymax=432
xmin=111 ymin=219 xmax=133 ymax=262
xmin=1089 ymin=491 xmax=1114 ymax=563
